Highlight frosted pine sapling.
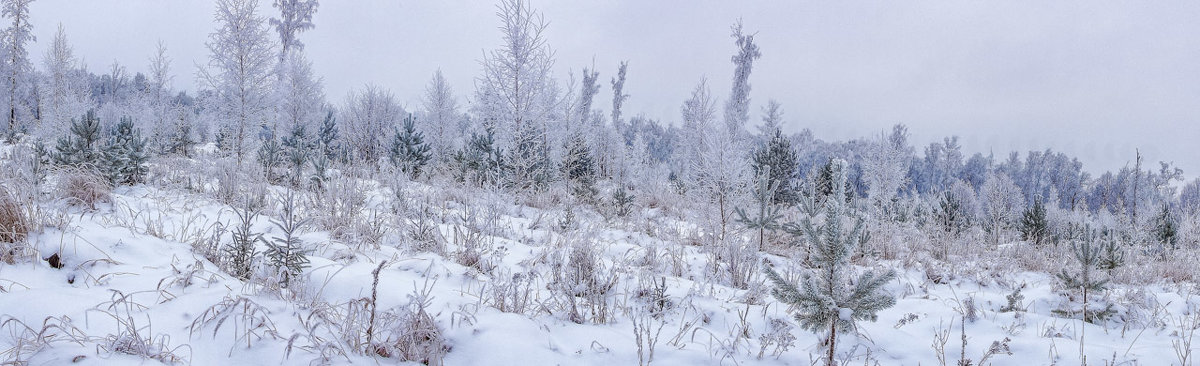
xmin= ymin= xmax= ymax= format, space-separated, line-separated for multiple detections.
xmin=166 ymin=112 xmax=197 ymax=157
xmin=53 ymin=110 xmax=104 ymax=170
xmin=103 ymin=116 xmax=149 ymax=186
xmin=453 ymin=128 xmax=505 ymax=187
xmin=935 ymin=191 xmax=967 ymax=235
xmin=1053 ymin=230 xmax=1115 ymax=323
xmin=766 ymin=159 xmax=895 ymax=366
xmin=257 ymin=131 xmax=284 ymax=184
xmin=389 ymin=114 xmax=432 ymax=180
xmin=224 ymin=203 xmax=263 ymax=281
xmin=1019 ymin=199 xmax=1049 ymax=246
xmin=562 ymin=133 xmax=597 ymax=201
xmin=611 ymin=185 xmax=635 ymax=218
xmin=266 ymin=190 xmax=310 ymax=289
xmin=281 ymin=124 xmax=310 ymax=188
xmin=750 ymin=129 xmax=800 ymax=206
xmin=1154 ymin=205 xmax=1178 ymax=251
xmin=316 ymin=110 xmax=338 ymax=160
xmin=735 ymin=172 xmax=783 ymax=251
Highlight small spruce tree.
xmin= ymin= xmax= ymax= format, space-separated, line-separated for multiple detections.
xmin=751 ymin=129 xmax=800 ymax=206
xmin=766 ymin=159 xmax=896 ymax=366
xmin=224 ymin=203 xmax=262 ymax=281
xmin=735 ymin=171 xmax=783 ymax=251
xmin=281 ymin=124 xmax=311 ymax=188
xmin=257 ymin=131 xmax=284 ymax=184
xmin=611 ymin=184 xmax=635 ymax=218
xmin=53 ymin=110 xmax=105 ymax=170
xmin=453 ymin=128 xmax=505 ymax=187
xmin=103 ymin=117 xmax=149 ymax=186
xmin=562 ymin=133 xmax=597 ymax=201
xmin=389 ymin=114 xmax=432 ymax=180
xmin=1053 ymin=231 xmax=1116 ymax=323
xmin=316 ymin=110 xmax=339 ymax=161
xmin=166 ymin=112 xmax=197 ymax=157
xmin=1019 ymin=199 xmax=1049 ymax=246
xmin=935 ymin=191 xmax=968 ymax=235
xmin=266 ymin=190 xmax=310 ymax=289
xmin=1153 ymin=205 xmax=1178 ymax=251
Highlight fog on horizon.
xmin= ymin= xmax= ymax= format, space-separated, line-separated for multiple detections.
xmin=27 ymin=0 xmax=1200 ymax=180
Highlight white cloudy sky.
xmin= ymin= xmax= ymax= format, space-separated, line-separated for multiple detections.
xmin=28 ymin=0 xmax=1200 ymax=179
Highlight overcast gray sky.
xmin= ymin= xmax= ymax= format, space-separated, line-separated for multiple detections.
xmin=28 ymin=0 xmax=1200 ymax=179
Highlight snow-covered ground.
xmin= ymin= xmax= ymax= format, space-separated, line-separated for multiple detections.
xmin=2 ymin=151 xmax=1199 ymax=366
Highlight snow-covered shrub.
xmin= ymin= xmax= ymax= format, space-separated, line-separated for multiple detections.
xmin=550 ymin=237 xmax=618 ymax=324
xmin=484 ymin=269 xmax=539 ymax=315
xmin=0 ymin=315 xmax=90 ymax=364
xmin=55 ymin=167 xmax=111 ymax=210
xmin=310 ymin=173 xmax=367 ymax=244
xmin=188 ymin=296 xmax=280 ymax=352
xmin=404 ymin=205 xmax=445 ymax=255
xmin=451 ymin=224 xmax=496 ymax=274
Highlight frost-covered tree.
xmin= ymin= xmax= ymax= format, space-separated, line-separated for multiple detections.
xmin=103 ymin=116 xmax=148 ymax=186
xmin=680 ymin=80 xmax=748 ymax=240
xmin=452 ymin=127 xmax=505 ymax=187
xmin=256 ymin=130 xmax=284 ymax=183
xmin=315 ymin=110 xmax=338 ymax=161
xmin=421 ymin=70 xmax=460 ymax=162
xmin=145 ymin=41 xmax=178 ymax=153
xmin=1153 ymin=205 xmax=1178 ymax=251
xmin=1019 ymin=199 xmax=1049 ymax=246
xmin=38 ymin=24 xmax=90 ymax=140
xmin=52 ymin=109 xmax=103 ymax=170
xmin=200 ymin=0 xmax=276 ymax=164
xmin=735 ymin=171 xmax=783 ymax=251
xmin=224 ymin=204 xmax=261 ymax=281
xmin=389 ymin=114 xmax=432 ymax=180
xmin=476 ymin=0 xmax=557 ymax=190
xmin=723 ymin=20 xmax=760 ymax=135
xmin=562 ymin=133 xmax=596 ymax=201
xmin=750 ymin=129 xmax=799 ymax=206
xmin=1181 ymin=179 xmax=1200 ymax=217
xmin=280 ymin=124 xmax=310 ymax=187
xmin=980 ymin=172 xmax=1024 ymax=244
xmin=610 ymin=61 xmax=629 ymax=135
xmin=276 ymin=50 xmax=323 ymax=134
xmin=343 ymin=85 xmax=403 ymax=165
xmin=756 ymin=99 xmax=783 ymax=140
xmin=2 ymin=0 xmax=35 ymax=141
xmin=766 ymin=158 xmax=895 ymax=366
xmin=269 ymin=0 xmax=317 ymax=63
xmin=863 ymin=124 xmax=911 ymax=210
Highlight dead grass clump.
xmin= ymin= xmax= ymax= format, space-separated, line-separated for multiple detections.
xmin=56 ymin=168 xmax=111 ymax=210
xmin=0 ymin=188 xmax=29 ymax=247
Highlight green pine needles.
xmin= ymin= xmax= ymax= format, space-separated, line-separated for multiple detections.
xmin=1019 ymin=199 xmax=1049 ymax=246
xmin=104 ymin=117 xmax=149 ymax=185
xmin=390 ymin=114 xmax=432 ymax=180
xmin=53 ymin=110 xmax=148 ymax=186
